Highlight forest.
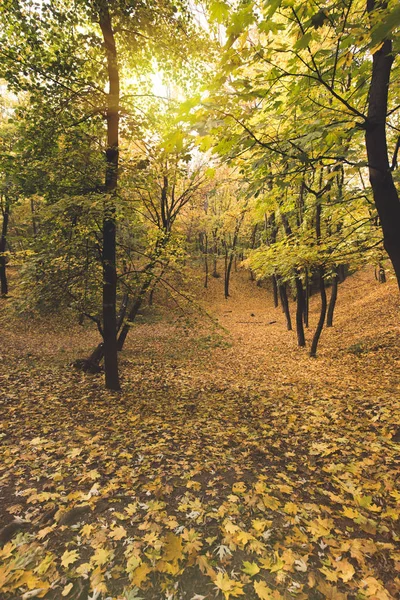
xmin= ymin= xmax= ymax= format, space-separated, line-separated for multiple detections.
xmin=0 ymin=0 xmax=399 ymax=599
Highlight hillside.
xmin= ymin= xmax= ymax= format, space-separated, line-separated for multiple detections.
xmin=0 ymin=266 xmax=399 ymax=600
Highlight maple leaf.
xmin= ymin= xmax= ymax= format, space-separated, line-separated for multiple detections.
xmin=130 ymin=563 xmax=152 ymax=587
xmin=214 ymin=571 xmax=245 ymax=599
xmin=254 ymin=579 xmax=274 ymax=599
xmin=91 ymin=547 xmax=111 ymax=566
xmin=163 ymin=532 xmax=183 ymax=561
xmin=61 ymin=549 xmax=79 ymax=568
xmin=232 ymin=482 xmax=246 ymax=494
xmin=109 ymin=525 xmax=127 ymax=540
xmin=307 ymin=517 xmax=333 ymax=538
xmin=242 ymin=561 xmax=260 ymax=576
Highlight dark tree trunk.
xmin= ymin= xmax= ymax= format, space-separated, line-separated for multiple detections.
xmin=225 ymin=253 xmax=234 ymax=298
xmin=99 ymin=2 xmax=120 ymax=390
xmin=304 ymin=268 xmax=309 ymax=327
xmin=278 ymin=281 xmax=292 ymax=331
xmin=117 ymin=295 xmax=144 ymax=351
xmin=338 ymin=264 xmax=347 ymax=283
xmin=326 ymin=270 xmax=338 ymax=327
xmin=272 ymin=275 xmax=279 ymax=308
xmin=310 ymin=267 xmax=327 ymax=357
xmin=366 ymin=0 xmax=400 ymax=289
xmin=0 ymin=198 xmax=10 ymax=297
xmin=295 ymin=274 xmax=305 ymax=346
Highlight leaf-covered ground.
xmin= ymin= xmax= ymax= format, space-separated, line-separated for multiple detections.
xmin=0 ymin=268 xmax=399 ymax=600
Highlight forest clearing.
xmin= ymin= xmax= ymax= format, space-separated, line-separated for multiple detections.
xmin=0 ymin=267 xmax=399 ymax=599
xmin=1 ymin=0 xmax=400 ymax=598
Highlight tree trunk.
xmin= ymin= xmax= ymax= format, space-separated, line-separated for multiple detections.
xmin=326 ymin=269 xmax=338 ymax=327
xmin=304 ymin=268 xmax=309 ymax=327
xmin=204 ymin=232 xmax=208 ymax=288
xmin=99 ymin=2 xmax=120 ymax=390
xmin=272 ymin=274 xmax=279 ymax=308
xmin=278 ymin=280 xmax=292 ymax=331
xmin=310 ymin=267 xmax=327 ymax=357
xmin=295 ymin=274 xmax=305 ymax=346
xmin=366 ymin=0 xmax=400 ymax=289
xmin=0 ymin=198 xmax=10 ymax=297
xmin=225 ymin=252 xmax=234 ymax=298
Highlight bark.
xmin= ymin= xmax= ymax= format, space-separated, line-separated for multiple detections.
xmin=0 ymin=198 xmax=10 ymax=297
xmin=280 ymin=213 xmax=305 ymax=345
xmin=225 ymin=252 xmax=234 ymax=298
xmin=326 ymin=270 xmax=338 ymax=327
xmin=310 ymin=202 xmax=326 ymax=357
xmin=272 ymin=275 xmax=279 ymax=308
xmin=304 ymin=268 xmax=309 ymax=327
xmin=99 ymin=1 xmax=120 ymax=390
xmin=310 ymin=267 xmax=327 ymax=357
xmin=295 ymin=274 xmax=306 ymax=346
xmin=278 ymin=280 xmax=292 ymax=331
xmin=366 ymin=0 xmax=400 ymax=288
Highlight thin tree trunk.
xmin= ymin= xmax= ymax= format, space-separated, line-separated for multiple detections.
xmin=99 ymin=2 xmax=120 ymax=390
xmin=225 ymin=253 xmax=234 ymax=298
xmin=326 ymin=269 xmax=338 ymax=327
xmin=366 ymin=0 xmax=400 ymax=289
xmin=295 ymin=274 xmax=305 ymax=346
xmin=310 ymin=267 xmax=327 ymax=357
xmin=278 ymin=280 xmax=292 ymax=331
xmin=304 ymin=268 xmax=309 ymax=327
xmin=272 ymin=275 xmax=279 ymax=308
xmin=0 ymin=198 xmax=10 ymax=297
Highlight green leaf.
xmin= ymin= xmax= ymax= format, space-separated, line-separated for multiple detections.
xmin=294 ymin=31 xmax=313 ymax=50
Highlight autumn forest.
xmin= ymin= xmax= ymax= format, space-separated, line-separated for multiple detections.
xmin=0 ymin=1 xmax=399 ymax=599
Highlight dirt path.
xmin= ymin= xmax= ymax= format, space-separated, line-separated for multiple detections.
xmin=0 ymin=268 xmax=399 ymax=600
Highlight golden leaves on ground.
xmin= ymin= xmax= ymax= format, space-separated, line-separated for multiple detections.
xmin=0 ymin=268 xmax=399 ymax=598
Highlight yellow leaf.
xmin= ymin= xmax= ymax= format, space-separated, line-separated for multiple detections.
xmin=81 ymin=524 xmax=94 ymax=538
xmin=126 ymin=554 xmax=141 ymax=574
xmin=307 ymin=517 xmax=333 ymax=538
xmin=35 ymin=553 xmax=54 ymax=576
xmin=214 ymin=571 xmax=245 ymax=599
xmin=91 ymin=547 xmax=111 ymax=566
xmin=232 ymin=482 xmax=246 ymax=494
xmin=61 ymin=549 xmax=79 ymax=569
xmin=342 ymin=506 xmax=360 ymax=520
xmin=283 ymin=502 xmax=298 ymax=515
xmin=68 ymin=448 xmax=82 ymax=458
xmin=254 ymin=579 xmax=274 ymax=599
xmin=242 ymin=561 xmax=260 ymax=576
xmin=335 ymin=558 xmax=355 ymax=583
xmin=163 ymin=533 xmax=183 ymax=562
xmin=224 ymin=519 xmax=239 ymax=534
xmin=109 ymin=525 xmax=127 ymax=540
xmin=37 ymin=526 xmax=54 ymax=540
xmin=130 ymin=563 xmax=151 ymax=587
xmin=125 ymin=503 xmax=138 ymax=516
xmin=62 ymin=582 xmax=73 ymax=596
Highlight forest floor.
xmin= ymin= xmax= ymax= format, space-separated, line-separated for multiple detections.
xmin=0 ymin=266 xmax=399 ymax=600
